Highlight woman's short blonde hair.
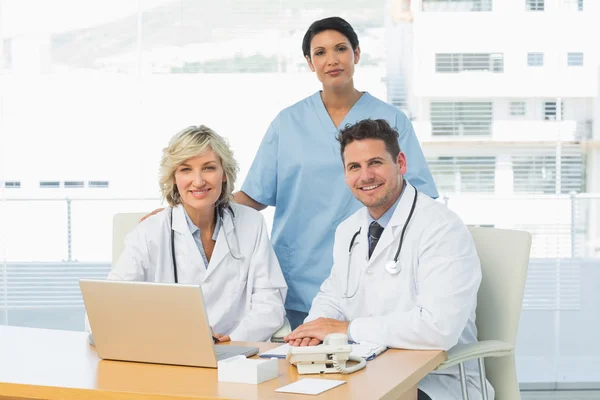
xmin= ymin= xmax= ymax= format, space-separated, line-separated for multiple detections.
xmin=159 ymin=125 xmax=239 ymax=209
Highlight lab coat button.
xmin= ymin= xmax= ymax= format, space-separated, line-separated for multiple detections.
xmin=366 ymin=269 xmax=373 ymax=275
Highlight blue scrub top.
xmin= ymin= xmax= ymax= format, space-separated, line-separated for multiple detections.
xmin=242 ymin=91 xmax=438 ymax=313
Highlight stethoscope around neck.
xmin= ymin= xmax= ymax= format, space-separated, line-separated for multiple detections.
xmin=343 ymin=186 xmax=419 ymax=298
xmin=169 ymin=205 xmax=243 ymax=284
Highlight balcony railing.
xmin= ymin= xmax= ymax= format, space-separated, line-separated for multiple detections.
xmin=413 ymin=120 xmax=592 ymax=142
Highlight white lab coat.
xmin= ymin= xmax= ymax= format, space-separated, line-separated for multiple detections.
xmin=307 ymin=184 xmax=494 ymax=400
xmin=108 ymin=203 xmax=288 ymax=342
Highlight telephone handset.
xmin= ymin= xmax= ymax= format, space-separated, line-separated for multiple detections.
xmin=286 ymin=333 xmax=367 ymax=374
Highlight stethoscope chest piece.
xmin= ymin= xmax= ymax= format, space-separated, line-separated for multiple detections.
xmin=385 ymin=260 xmax=401 ymax=275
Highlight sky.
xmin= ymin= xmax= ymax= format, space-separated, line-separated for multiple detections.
xmin=0 ymin=0 xmax=172 ymax=36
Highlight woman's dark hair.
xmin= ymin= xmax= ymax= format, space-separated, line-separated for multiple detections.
xmin=337 ymin=119 xmax=401 ymax=162
xmin=302 ymin=17 xmax=359 ymax=59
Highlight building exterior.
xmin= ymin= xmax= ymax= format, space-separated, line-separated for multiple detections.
xmin=385 ymin=0 xmax=600 ymax=386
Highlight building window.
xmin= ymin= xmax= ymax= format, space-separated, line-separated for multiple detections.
xmin=513 ymin=153 xmax=584 ymax=194
xmin=40 ymin=181 xmax=60 ymax=188
xmin=1 ymin=38 xmax=11 ymax=71
xmin=567 ymin=52 xmax=584 ymax=66
xmin=527 ymin=53 xmax=544 ymax=66
xmin=563 ymin=0 xmax=583 ymax=11
xmin=4 ymin=181 xmax=21 ymax=189
xmin=435 ymin=53 xmax=504 ymax=73
xmin=544 ymin=101 xmax=564 ymax=121
xmin=490 ymin=54 xmax=504 ymax=72
xmin=430 ymin=102 xmax=493 ymax=136
xmin=510 ymin=101 xmax=527 ymax=116
xmin=422 ymin=0 xmax=492 ymax=12
xmin=64 ymin=181 xmax=85 ymax=188
xmin=88 ymin=181 xmax=109 ymax=188
xmin=428 ymin=156 xmax=496 ymax=193
xmin=526 ymin=0 xmax=545 ymax=11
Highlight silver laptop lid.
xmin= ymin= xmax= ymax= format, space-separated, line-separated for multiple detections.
xmin=80 ymin=279 xmax=219 ymax=367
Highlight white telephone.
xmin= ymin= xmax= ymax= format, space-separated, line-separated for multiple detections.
xmin=286 ymin=333 xmax=367 ymax=374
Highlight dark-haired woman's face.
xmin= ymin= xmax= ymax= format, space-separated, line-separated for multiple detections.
xmin=306 ymin=29 xmax=360 ymax=89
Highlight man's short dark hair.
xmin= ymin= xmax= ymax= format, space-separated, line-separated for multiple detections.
xmin=302 ymin=17 xmax=359 ymax=59
xmin=337 ymin=119 xmax=401 ymax=162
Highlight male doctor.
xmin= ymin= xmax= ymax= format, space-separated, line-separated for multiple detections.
xmin=285 ymin=119 xmax=493 ymax=400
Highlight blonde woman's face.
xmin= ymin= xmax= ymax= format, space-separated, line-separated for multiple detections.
xmin=174 ymin=149 xmax=226 ymax=211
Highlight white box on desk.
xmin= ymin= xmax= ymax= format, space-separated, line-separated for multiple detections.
xmin=217 ymin=355 xmax=279 ymax=384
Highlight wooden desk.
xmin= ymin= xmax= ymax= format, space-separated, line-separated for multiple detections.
xmin=0 ymin=326 xmax=445 ymax=400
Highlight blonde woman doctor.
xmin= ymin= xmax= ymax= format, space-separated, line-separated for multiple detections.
xmin=108 ymin=126 xmax=287 ymax=342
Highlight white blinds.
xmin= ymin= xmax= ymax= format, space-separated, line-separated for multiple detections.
xmin=526 ymin=0 xmax=545 ymax=11
xmin=422 ymin=0 xmax=493 ymax=12
xmin=435 ymin=53 xmax=504 ymax=73
xmin=512 ymin=149 xmax=584 ymax=194
xmin=428 ymin=156 xmax=496 ymax=193
xmin=430 ymin=101 xmax=494 ymax=136
xmin=0 ymin=263 xmax=110 ymax=308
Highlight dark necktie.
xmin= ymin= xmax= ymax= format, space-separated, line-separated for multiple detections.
xmin=368 ymin=221 xmax=385 ymax=259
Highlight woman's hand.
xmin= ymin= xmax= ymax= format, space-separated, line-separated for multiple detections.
xmin=214 ymin=333 xmax=231 ymax=343
xmin=139 ymin=208 xmax=164 ymax=222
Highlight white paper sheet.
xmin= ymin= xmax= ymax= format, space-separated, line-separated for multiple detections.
xmin=275 ymin=378 xmax=346 ymax=395
xmin=259 ymin=343 xmax=291 ymax=358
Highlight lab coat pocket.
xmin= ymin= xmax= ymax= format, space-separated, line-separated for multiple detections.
xmin=226 ymin=258 xmax=249 ymax=304
xmin=382 ymin=255 xmax=416 ymax=314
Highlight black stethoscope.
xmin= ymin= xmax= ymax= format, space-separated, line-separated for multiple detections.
xmin=170 ymin=205 xmax=242 ymax=283
xmin=344 ymin=185 xmax=418 ymax=298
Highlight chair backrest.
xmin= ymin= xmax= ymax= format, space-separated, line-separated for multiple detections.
xmin=112 ymin=213 xmax=148 ymax=265
xmin=468 ymin=226 xmax=532 ymax=400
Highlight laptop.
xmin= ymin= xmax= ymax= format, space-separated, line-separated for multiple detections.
xmin=79 ymin=279 xmax=258 ymax=367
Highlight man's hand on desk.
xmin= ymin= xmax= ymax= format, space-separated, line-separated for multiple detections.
xmin=284 ymin=317 xmax=350 ymax=347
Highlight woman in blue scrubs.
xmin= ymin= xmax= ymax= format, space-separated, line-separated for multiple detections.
xmin=234 ymin=17 xmax=438 ymax=329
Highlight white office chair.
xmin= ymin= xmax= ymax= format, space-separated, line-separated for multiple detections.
xmin=111 ymin=212 xmax=292 ymax=342
xmin=435 ymin=227 xmax=532 ymax=400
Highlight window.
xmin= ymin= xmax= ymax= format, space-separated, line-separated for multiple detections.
xmin=567 ymin=52 xmax=584 ymax=66
xmin=0 ymin=0 xmax=597 ymax=388
xmin=88 ymin=181 xmax=109 ymax=188
xmin=490 ymin=54 xmax=504 ymax=73
xmin=4 ymin=181 xmax=21 ymax=189
xmin=430 ymin=101 xmax=493 ymax=136
xmin=39 ymin=181 xmax=60 ymax=188
xmin=526 ymin=0 xmax=545 ymax=10
xmin=544 ymin=101 xmax=564 ymax=121
xmin=510 ymin=101 xmax=527 ymax=116
xmin=513 ymin=152 xmax=585 ymax=194
xmin=428 ymin=156 xmax=496 ymax=193
xmin=527 ymin=52 xmax=544 ymax=66
xmin=422 ymin=0 xmax=492 ymax=11
xmin=435 ymin=53 xmax=504 ymax=73
xmin=563 ymin=0 xmax=584 ymax=11
xmin=64 ymin=181 xmax=85 ymax=188
xmin=1 ymin=38 xmax=11 ymax=71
